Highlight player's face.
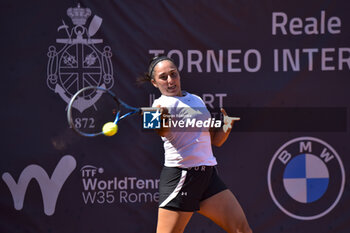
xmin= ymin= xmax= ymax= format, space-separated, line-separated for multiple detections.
xmin=151 ymin=60 xmax=182 ymax=97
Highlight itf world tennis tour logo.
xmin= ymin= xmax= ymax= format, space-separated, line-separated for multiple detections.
xmin=46 ymin=4 xmax=114 ymax=114
xmin=143 ymin=110 xmax=161 ymax=129
xmin=268 ymin=137 xmax=345 ymax=220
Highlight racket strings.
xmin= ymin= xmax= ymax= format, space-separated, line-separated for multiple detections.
xmin=68 ymin=86 xmax=142 ymax=137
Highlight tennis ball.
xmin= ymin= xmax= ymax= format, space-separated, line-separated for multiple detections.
xmin=102 ymin=122 xmax=118 ymax=136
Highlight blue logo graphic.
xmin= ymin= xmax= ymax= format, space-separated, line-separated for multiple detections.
xmin=283 ymin=154 xmax=329 ymax=203
xmin=143 ymin=110 xmax=161 ymax=129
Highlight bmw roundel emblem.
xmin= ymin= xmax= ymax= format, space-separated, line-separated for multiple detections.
xmin=268 ymin=137 xmax=345 ymax=220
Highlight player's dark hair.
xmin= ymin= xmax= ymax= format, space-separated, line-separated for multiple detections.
xmin=148 ymin=56 xmax=175 ymax=78
xmin=136 ymin=55 xmax=176 ymax=85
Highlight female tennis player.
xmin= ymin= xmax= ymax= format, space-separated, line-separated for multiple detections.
xmin=141 ymin=56 xmax=252 ymax=233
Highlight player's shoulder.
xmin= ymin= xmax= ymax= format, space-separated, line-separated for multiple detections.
xmin=152 ymin=95 xmax=177 ymax=107
xmin=189 ymin=92 xmax=202 ymax=101
xmin=186 ymin=92 xmax=205 ymax=104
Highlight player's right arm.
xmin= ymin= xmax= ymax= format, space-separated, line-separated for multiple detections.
xmin=210 ymin=108 xmax=239 ymax=147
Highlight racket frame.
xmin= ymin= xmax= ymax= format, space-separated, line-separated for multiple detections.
xmin=67 ymin=86 xmax=158 ymax=137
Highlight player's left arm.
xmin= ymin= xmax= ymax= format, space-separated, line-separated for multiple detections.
xmin=210 ymin=108 xmax=239 ymax=147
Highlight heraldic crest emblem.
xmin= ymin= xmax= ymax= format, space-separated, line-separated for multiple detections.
xmin=47 ymin=4 xmax=114 ymax=113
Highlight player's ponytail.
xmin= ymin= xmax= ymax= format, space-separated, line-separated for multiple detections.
xmin=136 ymin=72 xmax=153 ymax=86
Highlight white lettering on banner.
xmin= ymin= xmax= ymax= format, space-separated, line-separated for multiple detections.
xmin=149 ymin=93 xmax=227 ymax=110
xmin=278 ymin=150 xmax=291 ymax=164
xmin=228 ymin=50 xmax=241 ymax=72
xmin=245 ymin=50 xmax=261 ymax=72
xmin=188 ymin=50 xmax=203 ymax=72
xmin=168 ymin=49 xmax=184 ymax=70
xmin=207 ymin=50 xmax=223 ymax=72
xmin=162 ymin=118 xmax=221 ymax=128
xmin=2 ymin=155 xmax=76 ymax=216
xmin=149 ymin=49 xmax=261 ymax=73
xmin=322 ymin=48 xmax=335 ymax=71
xmin=202 ymin=93 xmax=227 ymax=109
xmin=300 ymin=141 xmax=312 ymax=153
xmin=82 ymin=177 xmax=159 ymax=191
xmin=278 ymin=142 xmax=336 ymax=165
xmin=339 ymin=48 xmax=350 ymax=70
xmin=272 ymin=11 xmax=341 ymax=35
xmin=150 ymin=48 xmax=349 ymax=73
xmin=119 ymin=191 xmax=159 ymax=203
xmin=273 ymin=48 xmax=350 ymax=72
xmin=82 ymin=190 xmax=115 ymax=204
xmin=149 ymin=12 xmax=348 ymax=73
xmin=81 ymin=165 xmax=160 ymax=205
xmin=81 ymin=167 xmax=98 ymax=177
xmin=320 ymin=148 xmax=335 ymax=163
xmin=301 ymin=48 xmax=318 ymax=71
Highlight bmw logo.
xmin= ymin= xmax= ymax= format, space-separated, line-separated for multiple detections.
xmin=268 ymin=137 xmax=345 ymax=220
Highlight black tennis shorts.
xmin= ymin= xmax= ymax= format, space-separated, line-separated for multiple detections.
xmin=158 ymin=166 xmax=227 ymax=212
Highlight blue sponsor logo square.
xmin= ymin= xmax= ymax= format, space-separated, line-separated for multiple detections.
xmin=143 ymin=110 xmax=161 ymax=129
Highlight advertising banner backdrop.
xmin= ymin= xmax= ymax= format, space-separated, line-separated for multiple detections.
xmin=1 ymin=0 xmax=349 ymax=232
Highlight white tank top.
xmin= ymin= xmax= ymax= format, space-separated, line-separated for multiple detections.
xmin=152 ymin=91 xmax=217 ymax=168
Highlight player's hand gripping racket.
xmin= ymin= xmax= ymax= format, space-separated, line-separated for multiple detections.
xmin=67 ymin=86 xmax=157 ymax=137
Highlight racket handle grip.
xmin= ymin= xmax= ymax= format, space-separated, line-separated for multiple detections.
xmin=139 ymin=107 xmax=160 ymax=114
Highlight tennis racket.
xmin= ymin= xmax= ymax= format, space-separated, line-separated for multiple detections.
xmin=67 ymin=86 xmax=157 ymax=137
